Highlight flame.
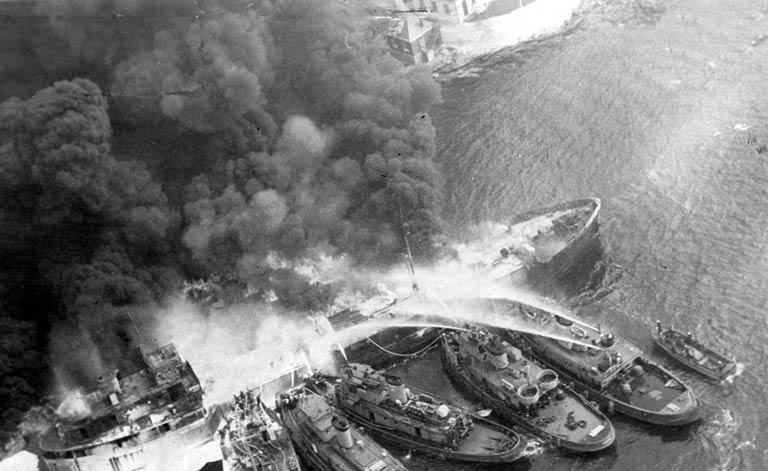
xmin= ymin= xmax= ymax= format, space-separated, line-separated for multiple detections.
xmin=55 ymin=390 xmax=91 ymax=421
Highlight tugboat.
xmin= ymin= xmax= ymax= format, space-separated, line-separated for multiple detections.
xmin=220 ymin=389 xmax=301 ymax=471
xmin=39 ymin=343 xmax=224 ymax=471
xmin=440 ymin=326 xmax=616 ymax=452
xmin=277 ymin=387 xmax=408 ymax=471
xmin=652 ymin=321 xmax=738 ymax=381
xmin=335 ymin=363 xmax=538 ymax=463
xmin=514 ymin=308 xmax=702 ymax=426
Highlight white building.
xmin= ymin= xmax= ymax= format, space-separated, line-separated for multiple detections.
xmin=399 ymin=0 xmax=492 ymax=23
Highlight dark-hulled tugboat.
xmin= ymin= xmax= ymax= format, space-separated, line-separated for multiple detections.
xmin=441 ymin=327 xmax=615 ymax=452
xmin=220 ymin=389 xmax=301 ymax=471
xmin=277 ymin=387 xmax=408 ymax=471
xmin=38 ymin=344 xmax=223 ymax=471
xmin=335 ymin=363 xmax=539 ymax=463
xmin=514 ymin=308 xmax=702 ymax=426
xmin=652 ymin=321 xmax=738 ymax=381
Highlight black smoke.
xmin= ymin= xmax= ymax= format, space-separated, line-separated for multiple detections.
xmin=0 ymin=0 xmax=444 ymax=444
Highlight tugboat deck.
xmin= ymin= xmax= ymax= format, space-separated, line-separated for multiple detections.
xmin=603 ymin=360 xmax=687 ymax=413
xmin=337 ymin=363 xmax=532 ymax=461
xmin=517 ymin=308 xmax=701 ymax=424
xmin=445 ymin=328 xmax=615 ymax=451
xmin=470 ymin=358 xmax=607 ymax=443
xmin=283 ymin=391 xmax=404 ymax=471
xmin=454 ymin=421 xmax=520 ymax=455
xmin=522 ymin=311 xmax=642 ymax=387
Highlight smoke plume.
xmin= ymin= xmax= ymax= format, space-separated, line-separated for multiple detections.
xmin=0 ymin=0 xmax=445 ymax=439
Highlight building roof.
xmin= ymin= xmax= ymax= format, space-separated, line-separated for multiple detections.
xmin=387 ymin=14 xmax=435 ymax=43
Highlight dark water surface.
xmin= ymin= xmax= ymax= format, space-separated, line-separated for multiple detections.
xmin=394 ymin=0 xmax=768 ymax=470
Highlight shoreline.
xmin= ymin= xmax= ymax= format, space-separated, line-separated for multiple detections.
xmin=431 ymin=0 xmax=586 ymax=79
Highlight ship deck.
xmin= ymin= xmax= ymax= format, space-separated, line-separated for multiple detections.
xmin=530 ymin=316 xmax=644 ymax=386
xmin=460 ymin=199 xmax=599 ymax=280
xmin=287 ymin=392 xmax=404 ymax=471
xmin=603 ymin=362 xmax=686 ymax=413
xmin=476 ymin=360 xmax=606 ymax=442
xmin=455 ymin=420 xmax=520 ymax=456
xmin=654 ymin=329 xmax=736 ymax=378
xmin=528 ymin=333 xmax=693 ymax=415
xmin=454 ymin=333 xmax=610 ymax=447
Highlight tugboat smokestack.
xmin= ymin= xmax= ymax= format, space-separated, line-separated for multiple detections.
xmin=487 ymin=339 xmax=509 ymax=370
xmin=332 ymin=417 xmax=354 ymax=449
xmin=386 ymin=375 xmax=409 ymax=404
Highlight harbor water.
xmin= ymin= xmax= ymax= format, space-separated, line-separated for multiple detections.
xmin=393 ymin=0 xmax=768 ymax=470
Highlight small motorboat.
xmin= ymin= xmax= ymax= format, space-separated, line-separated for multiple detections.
xmin=652 ymin=321 xmax=738 ymax=381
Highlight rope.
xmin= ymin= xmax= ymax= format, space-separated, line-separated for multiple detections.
xmin=365 ymin=333 xmax=441 ymax=358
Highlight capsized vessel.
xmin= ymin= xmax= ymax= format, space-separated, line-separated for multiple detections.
xmin=277 ymin=387 xmax=408 ymax=471
xmin=440 ymin=326 xmax=615 ymax=452
xmin=652 ymin=321 xmax=738 ymax=381
xmin=513 ymin=308 xmax=702 ymax=425
xmin=39 ymin=343 xmax=223 ymax=471
xmin=335 ymin=363 xmax=539 ymax=462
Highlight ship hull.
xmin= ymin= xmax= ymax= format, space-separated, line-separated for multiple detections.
xmin=519 ymin=334 xmax=702 ymax=426
xmin=439 ymin=337 xmax=614 ymax=453
xmin=335 ymin=396 xmax=532 ymax=463
xmin=515 ymin=198 xmax=605 ymax=295
xmin=651 ymin=328 xmax=737 ymax=381
xmin=40 ymin=408 xmax=224 ymax=471
xmin=343 ymin=327 xmax=440 ymax=370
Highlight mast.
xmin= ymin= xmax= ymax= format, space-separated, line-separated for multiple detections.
xmin=400 ymin=208 xmax=419 ymax=293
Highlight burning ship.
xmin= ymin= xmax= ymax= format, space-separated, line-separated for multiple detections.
xmin=469 ymin=198 xmax=604 ymax=294
xmin=441 ymin=326 xmax=616 ymax=452
xmin=335 ymin=363 xmax=538 ymax=463
xmin=277 ymin=387 xmax=408 ymax=471
xmin=39 ymin=343 xmax=223 ymax=471
xmin=319 ymin=295 xmax=441 ymax=370
xmin=219 ymin=389 xmax=301 ymax=471
xmin=218 ymin=361 xmax=314 ymax=471
xmin=513 ymin=308 xmax=702 ymax=425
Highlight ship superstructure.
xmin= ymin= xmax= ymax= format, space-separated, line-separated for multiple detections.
xmin=515 ymin=308 xmax=702 ymax=425
xmin=441 ymin=326 xmax=615 ymax=452
xmin=277 ymin=388 xmax=407 ymax=471
xmin=220 ymin=389 xmax=300 ymax=471
xmin=39 ymin=344 xmax=222 ymax=471
xmin=335 ymin=363 xmax=537 ymax=462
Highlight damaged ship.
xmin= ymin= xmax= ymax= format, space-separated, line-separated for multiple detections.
xmin=39 ymin=343 xmax=223 ymax=471
xmin=219 ymin=389 xmax=301 ymax=471
xmin=334 ymin=362 xmax=539 ymax=463
xmin=470 ymin=197 xmax=604 ymax=294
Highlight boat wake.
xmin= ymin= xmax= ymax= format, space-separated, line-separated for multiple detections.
xmin=721 ymin=362 xmax=746 ymax=385
xmin=700 ymin=408 xmax=755 ymax=471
